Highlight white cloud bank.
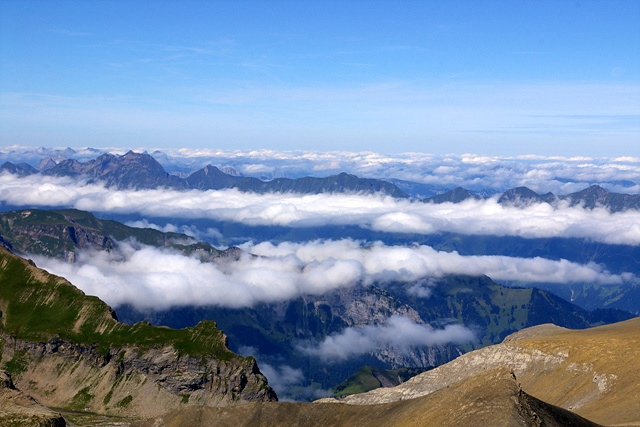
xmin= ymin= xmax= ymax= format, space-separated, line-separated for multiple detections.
xmin=2 ymin=173 xmax=639 ymax=245
xmin=298 ymin=315 xmax=475 ymax=362
xmin=30 ymin=239 xmax=634 ymax=311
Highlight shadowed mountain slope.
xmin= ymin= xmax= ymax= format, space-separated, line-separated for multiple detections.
xmin=0 ymin=208 xmax=230 ymax=262
xmin=0 ymin=161 xmax=38 ymax=177
xmin=425 ymin=187 xmax=478 ymax=203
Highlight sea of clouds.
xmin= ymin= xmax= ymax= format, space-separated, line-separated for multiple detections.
xmin=2 ymin=173 xmax=639 ymax=246
xmin=29 ymin=239 xmax=634 ymax=311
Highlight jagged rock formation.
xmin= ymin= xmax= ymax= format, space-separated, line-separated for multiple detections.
xmin=0 ymin=161 xmax=38 ymax=177
xmin=0 ymin=370 xmax=67 ymax=427
xmin=0 ymin=247 xmax=277 ymax=418
xmin=44 ymin=151 xmax=186 ymax=190
xmin=323 ymin=318 xmax=640 ymax=426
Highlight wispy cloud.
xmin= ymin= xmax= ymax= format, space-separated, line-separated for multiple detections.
xmin=298 ymin=315 xmax=475 ymax=362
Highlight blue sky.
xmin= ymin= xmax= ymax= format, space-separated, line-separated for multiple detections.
xmin=1 ymin=0 xmax=639 ymax=156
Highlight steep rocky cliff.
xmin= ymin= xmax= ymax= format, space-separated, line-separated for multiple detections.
xmin=0 ymin=247 xmax=277 ymax=418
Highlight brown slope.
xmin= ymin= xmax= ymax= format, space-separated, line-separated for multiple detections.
xmin=335 ymin=318 xmax=640 ymax=426
xmin=134 ymin=367 xmax=602 ymax=427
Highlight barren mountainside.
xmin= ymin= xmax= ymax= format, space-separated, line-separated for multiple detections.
xmin=326 ymin=318 xmax=640 ymax=426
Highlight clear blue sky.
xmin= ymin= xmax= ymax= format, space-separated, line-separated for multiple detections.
xmin=1 ymin=0 xmax=639 ymax=156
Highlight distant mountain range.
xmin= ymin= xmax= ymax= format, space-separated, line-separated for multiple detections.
xmin=2 ymin=151 xmax=408 ymax=198
xmin=426 ymin=184 xmax=640 ymax=212
xmin=2 ymin=150 xmax=638 ymax=211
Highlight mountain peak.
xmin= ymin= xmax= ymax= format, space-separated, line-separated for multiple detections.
xmin=427 ymin=187 xmax=477 ymax=203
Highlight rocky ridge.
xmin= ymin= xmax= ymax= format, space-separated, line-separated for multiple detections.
xmin=0 ymin=246 xmax=277 ymax=419
xmin=427 ymin=183 xmax=640 ymax=212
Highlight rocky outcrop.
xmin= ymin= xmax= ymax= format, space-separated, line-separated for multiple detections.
xmin=0 ymin=370 xmax=67 ymax=427
xmin=1 ymin=333 xmax=275 ymax=419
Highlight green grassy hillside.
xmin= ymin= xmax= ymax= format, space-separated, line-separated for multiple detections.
xmin=332 ymin=365 xmax=431 ymax=397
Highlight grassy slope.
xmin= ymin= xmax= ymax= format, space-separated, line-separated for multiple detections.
xmin=0 ymin=246 xmax=234 ymax=359
xmin=332 ymin=366 xmax=431 ymax=397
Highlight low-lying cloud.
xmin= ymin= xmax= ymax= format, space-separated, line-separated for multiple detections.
xmin=1 ymin=173 xmax=640 ymax=245
xmin=298 ymin=315 xmax=475 ymax=361
xmin=30 ymin=239 xmax=634 ymax=311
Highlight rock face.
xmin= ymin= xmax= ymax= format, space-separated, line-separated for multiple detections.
xmin=0 ymin=247 xmax=277 ymax=418
xmin=0 ymin=370 xmax=67 ymax=427
xmin=44 ymin=151 xmax=186 ymax=190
